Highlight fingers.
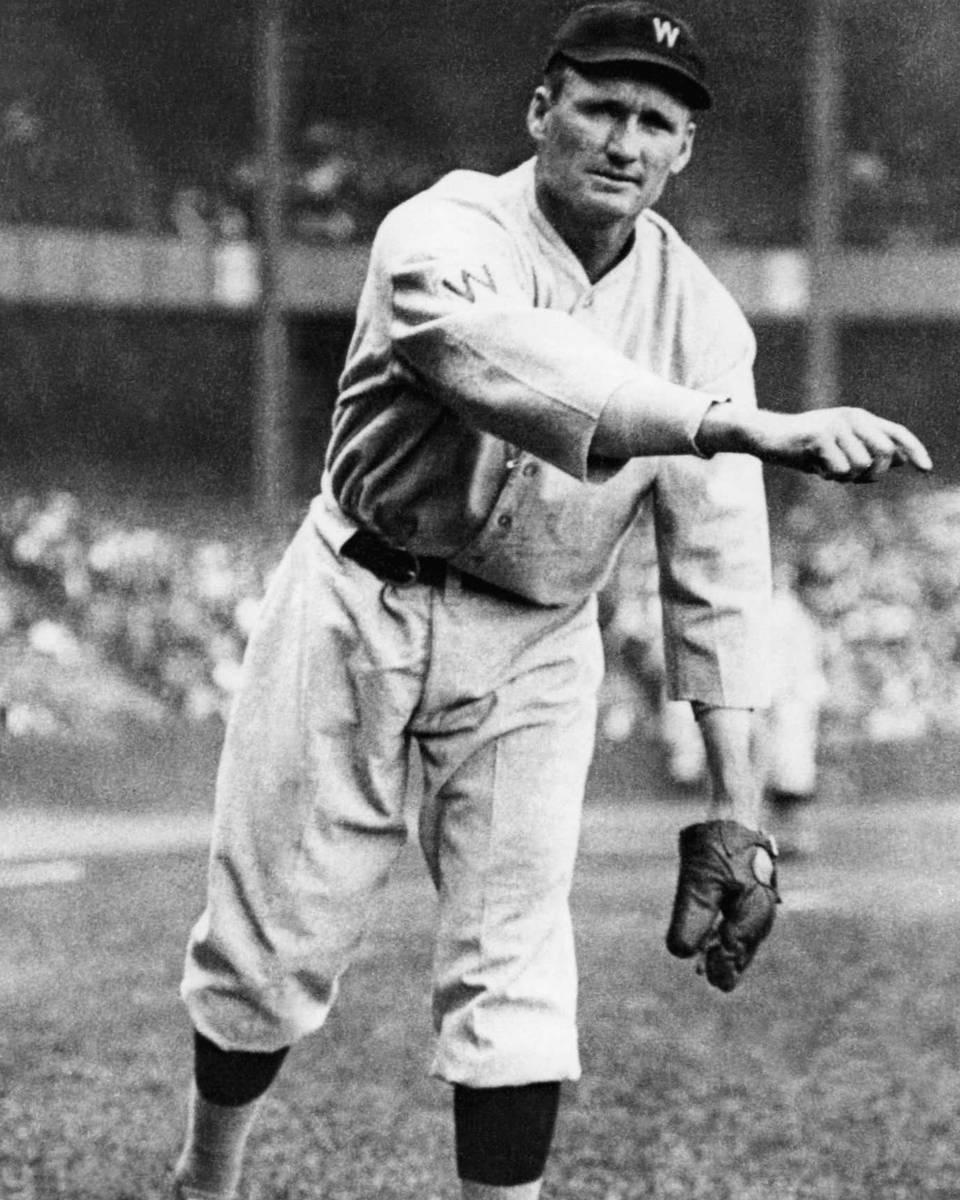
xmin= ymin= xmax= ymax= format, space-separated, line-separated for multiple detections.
xmin=665 ymin=872 xmax=724 ymax=958
xmin=874 ymin=417 xmax=932 ymax=473
xmin=814 ymin=428 xmax=868 ymax=481
xmin=800 ymin=410 xmax=932 ymax=482
xmin=834 ymin=426 xmax=890 ymax=480
xmin=703 ymin=934 xmax=741 ymax=992
xmin=703 ymin=870 xmax=778 ymax=992
xmin=838 ymin=417 xmax=931 ymax=482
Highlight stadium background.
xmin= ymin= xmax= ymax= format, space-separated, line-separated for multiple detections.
xmin=4 ymin=9 xmax=960 ymax=1197
xmin=0 ymin=0 xmax=959 ymax=756
xmin=1 ymin=0 xmax=959 ymax=489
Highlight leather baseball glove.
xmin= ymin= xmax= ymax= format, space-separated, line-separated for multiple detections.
xmin=665 ymin=819 xmax=780 ymax=992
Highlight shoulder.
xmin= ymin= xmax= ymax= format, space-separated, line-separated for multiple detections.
xmin=376 ymin=166 xmax=526 ymax=250
xmin=367 ymin=167 xmax=535 ymax=298
xmin=638 ymin=209 xmax=755 ymax=358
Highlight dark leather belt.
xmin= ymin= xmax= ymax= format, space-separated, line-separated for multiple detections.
xmin=341 ymin=529 xmax=447 ymax=587
xmin=341 ymin=528 xmax=527 ymax=604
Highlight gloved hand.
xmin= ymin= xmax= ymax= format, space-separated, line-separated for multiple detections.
xmin=665 ymin=819 xmax=780 ymax=992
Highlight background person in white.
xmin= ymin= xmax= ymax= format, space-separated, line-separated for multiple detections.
xmin=173 ymin=6 xmax=932 ymax=1199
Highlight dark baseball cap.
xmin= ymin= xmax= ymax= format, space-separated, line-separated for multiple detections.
xmin=546 ymin=3 xmax=712 ymax=110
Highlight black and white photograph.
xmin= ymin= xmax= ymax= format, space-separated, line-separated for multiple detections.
xmin=1 ymin=2 xmax=959 ymax=1197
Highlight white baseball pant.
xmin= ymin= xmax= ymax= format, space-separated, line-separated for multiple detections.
xmin=181 ymin=505 xmax=603 ymax=1087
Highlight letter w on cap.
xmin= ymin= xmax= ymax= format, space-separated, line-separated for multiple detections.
xmin=652 ymin=16 xmax=680 ymax=47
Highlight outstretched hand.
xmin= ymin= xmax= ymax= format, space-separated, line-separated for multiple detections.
xmin=698 ymin=404 xmax=932 ymax=482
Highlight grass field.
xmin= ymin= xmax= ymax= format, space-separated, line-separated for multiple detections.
xmin=2 ymin=728 xmax=960 ymax=1200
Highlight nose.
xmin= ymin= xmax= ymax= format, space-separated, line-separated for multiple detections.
xmin=606 ymin=117 xmax=644 ymax=163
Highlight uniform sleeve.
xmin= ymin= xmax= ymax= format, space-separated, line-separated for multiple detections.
xmin=652 ymin=347 xmax=774 ymax=709
xmin=377 ymin=192 xmax=717 ymax=481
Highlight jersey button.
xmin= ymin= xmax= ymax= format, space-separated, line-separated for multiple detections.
xmin=497 ymin=513 xmax=513 ymax=530
xmin=522 ymin=462 xmax=539 ymax=477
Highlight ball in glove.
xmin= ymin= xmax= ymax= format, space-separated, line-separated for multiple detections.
xmin=666 ymin=819 xmax=780 ymax=992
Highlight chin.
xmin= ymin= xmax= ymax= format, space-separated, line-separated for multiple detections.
xmin=581 ymin=177 xmax=646 ymax=213
xmin=579 ymin=190 xmax=644 ymax=225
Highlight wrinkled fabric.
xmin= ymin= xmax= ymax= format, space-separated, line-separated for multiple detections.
xmin=183 ymin=506 xmax=602 ymax=1085
xmin=321 ymin=159 xmax=772 ymax=704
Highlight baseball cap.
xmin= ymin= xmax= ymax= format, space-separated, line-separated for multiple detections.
xmin=546 ymin=3 xmax=712 ymax=110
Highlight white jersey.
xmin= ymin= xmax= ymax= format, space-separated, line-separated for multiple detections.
xmin=320 ymin=158 xmax=772 ymax=706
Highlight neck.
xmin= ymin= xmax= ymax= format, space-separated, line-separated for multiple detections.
xmin=534 ymin=176 xmax=635 ymax=283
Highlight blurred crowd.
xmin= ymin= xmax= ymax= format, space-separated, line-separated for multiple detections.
xmin=165 ymin=120 xmax=444 ymax=248
xmin=3 ymin=485 xmax=960 ymax=764
xmin=7 ymin=89 xmax=957 ymax=249
xmin=3 ymin=0 xmax=960 ymax=250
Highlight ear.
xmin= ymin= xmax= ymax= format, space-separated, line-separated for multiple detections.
xmin=527 ymin=86 xmax=552 ymax=145
xmin=669 ymin=119 xmax=697 ymax=176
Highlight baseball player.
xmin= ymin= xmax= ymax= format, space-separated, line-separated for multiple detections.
xmin=172 ymin=5 xmax=932 ymax=1198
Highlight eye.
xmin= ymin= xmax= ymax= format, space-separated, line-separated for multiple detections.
xmin=641 ymin=111 xmax=677 ymax=134
xmin=581 ymin=100 xmax=626 ymax=121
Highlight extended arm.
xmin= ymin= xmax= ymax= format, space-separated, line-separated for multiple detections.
xmin=694 ymin=401 xmax=932 ymax=481
xmin=381 ymin=188 xmax=931 ymax=483
xmin=378 ymin=193 xmax=723 ymax=480
xmin=593 ymin=380 xmax=932 ymax=482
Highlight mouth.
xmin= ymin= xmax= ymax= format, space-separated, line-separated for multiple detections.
xmin=589 ymin=170 xmax=642 ymax=189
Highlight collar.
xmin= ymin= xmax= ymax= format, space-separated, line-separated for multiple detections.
xmin=519 ymin=157 xmax=641 ymax=291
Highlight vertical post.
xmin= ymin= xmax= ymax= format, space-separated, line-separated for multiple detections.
xmin=805 ymin=0 xmax=843 ymax=411
xmin=254 ymin=0 xmax=293 ymax=522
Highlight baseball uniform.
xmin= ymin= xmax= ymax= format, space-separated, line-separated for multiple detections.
xmin=181 ymin=156 xmax=773 ymax=1086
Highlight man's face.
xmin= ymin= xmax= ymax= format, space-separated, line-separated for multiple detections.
xmin=528 ymin=67 xmax=696 ymax=230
